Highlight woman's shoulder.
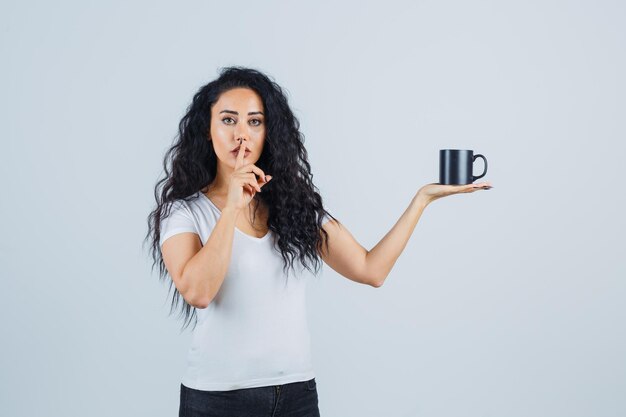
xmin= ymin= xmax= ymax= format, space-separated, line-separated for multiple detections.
xmin=165 ymin=192 xmax=201 ymax=210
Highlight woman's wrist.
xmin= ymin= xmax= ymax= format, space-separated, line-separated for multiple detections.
xmin=413 ymin=191 xmax=431 ymax=210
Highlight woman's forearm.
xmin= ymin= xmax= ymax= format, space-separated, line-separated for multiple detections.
xmin=366 ymin=194 xmax=430 ymax=286
xmin=182 ymin=207 xmax=239 ymax=308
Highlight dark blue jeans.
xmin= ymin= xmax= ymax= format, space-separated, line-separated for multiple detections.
xmin=179 ymin=378 xmax=320 ymax=417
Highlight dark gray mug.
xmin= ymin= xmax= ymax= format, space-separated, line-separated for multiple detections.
xmin=439 ymin=149 xmax=488 ymax=185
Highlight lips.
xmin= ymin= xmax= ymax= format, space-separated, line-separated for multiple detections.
xmin=231 ymin=148 xmax=251 ymax=156
xmin=232 ymin=146 xmax=251 ymax=153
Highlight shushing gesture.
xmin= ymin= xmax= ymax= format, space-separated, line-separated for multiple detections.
xmin=225 ymin=140 xmax=272 ymax=212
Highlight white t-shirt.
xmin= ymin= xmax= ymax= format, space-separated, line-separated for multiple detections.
xmin=159 ymin=191 xmax=331 ymax=391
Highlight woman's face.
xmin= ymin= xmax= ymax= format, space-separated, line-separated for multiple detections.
xmin=209 ymin=87 xmax=266 ymax=169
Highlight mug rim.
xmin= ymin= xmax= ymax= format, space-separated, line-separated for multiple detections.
xmin=440 ymin=149 xmax=473 ymax=152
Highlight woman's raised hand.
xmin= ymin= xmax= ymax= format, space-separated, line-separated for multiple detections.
xmin=225 ymin=141 xmax=272 ymax=212
xmin=416 ymin=181 xmax=493 ymax=206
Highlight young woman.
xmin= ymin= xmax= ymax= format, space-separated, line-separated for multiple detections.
xmin=145 ymin=66 xmax=492 ymax=417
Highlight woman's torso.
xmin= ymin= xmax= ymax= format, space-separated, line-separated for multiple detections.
xmin=177 ymin=191 xmax=315 ymax=391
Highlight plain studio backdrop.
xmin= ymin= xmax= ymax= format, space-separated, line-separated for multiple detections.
xmin=1 ymin=0 xmax=624 ymax=416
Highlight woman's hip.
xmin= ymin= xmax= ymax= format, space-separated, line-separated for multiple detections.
xmin=179 ymin=378 xmax=320 ymax=417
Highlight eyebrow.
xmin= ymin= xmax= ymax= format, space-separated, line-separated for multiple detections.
xmin=219 ymin=110 xmax=264 ymax=116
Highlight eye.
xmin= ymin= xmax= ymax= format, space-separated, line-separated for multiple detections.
xmin=222 ymin=117 xmax=235 ymax=124
xmin=249 ymin=119 xmax=263 ymax=126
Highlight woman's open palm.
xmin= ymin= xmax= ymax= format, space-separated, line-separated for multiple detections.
xmin=418 ymin=181 xmax=493 ymax=204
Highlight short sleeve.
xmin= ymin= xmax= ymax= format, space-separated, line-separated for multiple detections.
xmin=159 ymin=200 xmax=199 ymax=247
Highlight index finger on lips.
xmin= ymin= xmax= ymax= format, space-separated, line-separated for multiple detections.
xmin=235 ymin=141 xmax=246 ymax=170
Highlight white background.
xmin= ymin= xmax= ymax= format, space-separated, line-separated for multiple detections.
xmin=1 ymin=0 xmax=624 ymax=416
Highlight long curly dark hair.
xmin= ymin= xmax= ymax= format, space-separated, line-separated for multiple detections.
xmin=144 ymin=66 xmax=338 ymax=331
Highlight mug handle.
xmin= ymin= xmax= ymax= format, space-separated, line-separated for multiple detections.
xmin=472 ymin=154 xmax=488 ymax=181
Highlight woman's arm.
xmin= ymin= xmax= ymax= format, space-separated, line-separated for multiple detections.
xmin=319 ymin=194 xmax=428 ymax=287
xmin=319 ymin=181 xmax=492 ymax=287
xmin=364 ymin=194 xmax=430 ymax=287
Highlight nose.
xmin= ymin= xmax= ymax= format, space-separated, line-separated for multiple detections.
xmin=234 ymin=123 xmax=250 ymax=143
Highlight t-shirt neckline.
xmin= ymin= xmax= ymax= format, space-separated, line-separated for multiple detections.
xmin=198 ymin=191 xmax=271 ymax=242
